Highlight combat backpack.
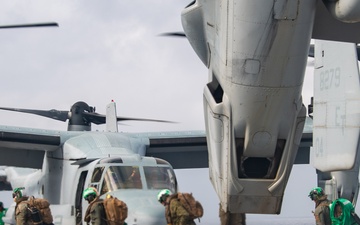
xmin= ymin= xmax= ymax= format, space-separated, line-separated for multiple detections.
xmin=103 ymin=195 xmax=128 ymax=225
xmin=27 ymin=196 xmax=54 ymax=225
xmin=177 ymin=192 xmax=204 ymax=220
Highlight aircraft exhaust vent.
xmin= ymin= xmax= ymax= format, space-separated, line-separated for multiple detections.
xmin=240 ymin=157 xmax=271 ymax=178
xmin=236 ymin=139 xmax=285 ymax=179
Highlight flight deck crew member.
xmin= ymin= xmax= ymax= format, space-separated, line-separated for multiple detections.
xmin=0 ymin=201 xmax=8 ymax=225
xmin=83 ymin=187 xmax=107 ymax=225
xmin=157 ymin=189 xmax=196 ymax=225
xmin=309 ymin=187 xmax=332 ymax=225
xmin=12 ymin=187 xmax=31 ymax=225
xmin=329 ymin=198 xmax=358 ymax=225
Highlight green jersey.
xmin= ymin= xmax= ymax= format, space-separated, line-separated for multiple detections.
xmin=0 ymin=208 xmax=8 ymax=225
xmin=330 ymin=198 xmax=357 ymax=225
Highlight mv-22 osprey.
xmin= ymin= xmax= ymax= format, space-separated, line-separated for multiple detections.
xmin=176 ymin=0 xmax=360 ymax=224
xmin=0 ymin=21 xmax=208 ymax=225
xmin=0 ymin=101 xmax=210 ymax=225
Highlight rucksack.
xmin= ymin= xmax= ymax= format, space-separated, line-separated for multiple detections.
xmin=27 ymin=196 xmax=54 ymax=225
xmin=177 ymin=192 xmax=204 ymax=220
xmin=103 ymin=195 xmax=128 ymax=225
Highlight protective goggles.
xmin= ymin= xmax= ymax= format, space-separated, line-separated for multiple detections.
xmin=159 ymin=195 xmax=167 ymax=204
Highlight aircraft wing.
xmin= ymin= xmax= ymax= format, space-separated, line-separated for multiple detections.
xmin=0 ymin=126 xmax=61 ymax=169
xmin=144 ymin=119 xmax=313 ymax=169
xmin=145 ymin=131 xmax=208 ymax=169
xmin=0 ymin=118 xmax=313 ymax=170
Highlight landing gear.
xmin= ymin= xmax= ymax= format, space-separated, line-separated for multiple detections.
xmin=219 ymin=204 xmax=246 ymax=225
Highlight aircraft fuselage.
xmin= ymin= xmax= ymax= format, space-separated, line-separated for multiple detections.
xmin=182 ymin=0 xmax=316 ymax=214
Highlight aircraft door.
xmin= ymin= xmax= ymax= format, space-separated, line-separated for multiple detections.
xmin=75 ymin=170 xmax=88 ymax=225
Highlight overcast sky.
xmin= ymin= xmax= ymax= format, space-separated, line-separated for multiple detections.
xmin=0 ymin=1 xmax=319 ymax=224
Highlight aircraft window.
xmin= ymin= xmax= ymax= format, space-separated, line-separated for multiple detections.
xmin=101 ymin=166 xmax=143 ymax=195
xmin=144 ymin=166 xmax=176 ymax=193
xmin=91 ymin=167 xmax=104 ymax=182
xmin=155 ymin=158 xmax=171 ymax=165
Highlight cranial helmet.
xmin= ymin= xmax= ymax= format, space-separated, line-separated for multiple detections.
xmin=12 ymin=187 xmax=25 ymax=199
xmin=83 ymin=187 xmax=98 ymax=200
xmin=308 ymin=187 xmax=324 ymax=200
xmin=157 ymin=189 xmax=172 ymax=203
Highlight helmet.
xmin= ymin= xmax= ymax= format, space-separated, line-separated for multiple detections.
xmin=12 ymin=187 xmax=25 ymax=199
xmin=83 ymin=187 xmax=98 ymax=200
xmin=308 ymin=187 xmax=324 ymax=200
xmin=157 ymin=189 xmax=172 ymax=204
xmin=0 ymin=201 xmax=3 ymax=208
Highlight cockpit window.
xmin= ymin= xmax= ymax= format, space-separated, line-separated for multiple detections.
xmin=144 ymin=166 xmax=176 ymax=193
xmin=91 ymin=167 xmax=104 ymax=183
xmin=101 ymin=166 xmax=142 ymax=194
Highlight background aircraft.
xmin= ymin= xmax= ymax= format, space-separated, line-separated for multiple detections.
xmin=0 ymin=1 xmax=320 ymax=225
xmin=0 ymin=100 xmax=185 ymax=225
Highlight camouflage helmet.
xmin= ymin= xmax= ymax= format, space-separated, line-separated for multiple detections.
xmin=12 ymin=187 xmax=25 ymax=199
xmin=157 ymin=189 xmax=172 ymax=203
xmin=83 ymin=187 xmax=98 ymax=200
xmin=308 ymin=187 xmax=324 ymax=200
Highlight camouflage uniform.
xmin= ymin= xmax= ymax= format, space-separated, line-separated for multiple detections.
xmin=84 ymin=197 xmax=107 ymax=225
xmin=15 ymin=197 xmax=31 ymax=225
xmin=165 ymin=195 xmax=196 ymax=225
xmin=313 ymin=195 xmax=332 ymax=225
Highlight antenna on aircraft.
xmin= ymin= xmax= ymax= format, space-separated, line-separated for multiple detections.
xmin=0 ymin=22 xmax=58 ymax=29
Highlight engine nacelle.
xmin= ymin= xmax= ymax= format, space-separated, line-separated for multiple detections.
xmin=204 ymin=75 xmax=307 ymax=214
xmin=181 ymin=0 xmax=212 ymax=67
xmin=323 ymin=0 xmax=360 ymax=22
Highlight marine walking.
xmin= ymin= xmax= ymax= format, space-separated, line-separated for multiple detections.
xmin=308 ymin=187 xmax=332 ymax=225
xmin=157 ymin=189 xmax=203 ymax=225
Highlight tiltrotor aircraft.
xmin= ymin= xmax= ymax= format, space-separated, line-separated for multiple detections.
xmin=177 ymin=0 xmax=360 ymax=224
xmin=0 ymin=101 xmax=209 ymax=225
xmin=3 ymin=1 xmax=360 ymax=225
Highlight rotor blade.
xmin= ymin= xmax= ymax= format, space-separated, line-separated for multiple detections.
xmin=0 ymin=22 xmax=59 ymax=29
xmin=83 ymin=112 xmax=176 ymax=125
xmin=0 ymin=107 xmax=69 ymax=121
xmin=116 ymin=116 xmax=176 ymax=124
xmin=82 ymin=113 xmax=106 ymax=125
xmin=159 ymin=32 xmax=186 ymax=38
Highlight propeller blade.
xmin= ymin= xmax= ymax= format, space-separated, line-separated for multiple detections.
xmin=159 ymin=32 xmax=186 ymax=37
xmin=0 ymin=107 xmax=69 ymax=122
xmin=83 ymin=112 xmax=176 ymax=125
xmin=0 ymin=102 xmax=175 ymax=129
xmin=0 ymin=22 xmax=58 ymax=29
xmin=82 ymin=112 xmax=106 ymax=125
xmin=116 ymin=116 xmax=176 ymax=124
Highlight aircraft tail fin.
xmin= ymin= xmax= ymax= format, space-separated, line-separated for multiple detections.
xmin=106 ymin=101 xmax=118 ymax=132
xmin=311 ymin=40 xmax=360 ymax=171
